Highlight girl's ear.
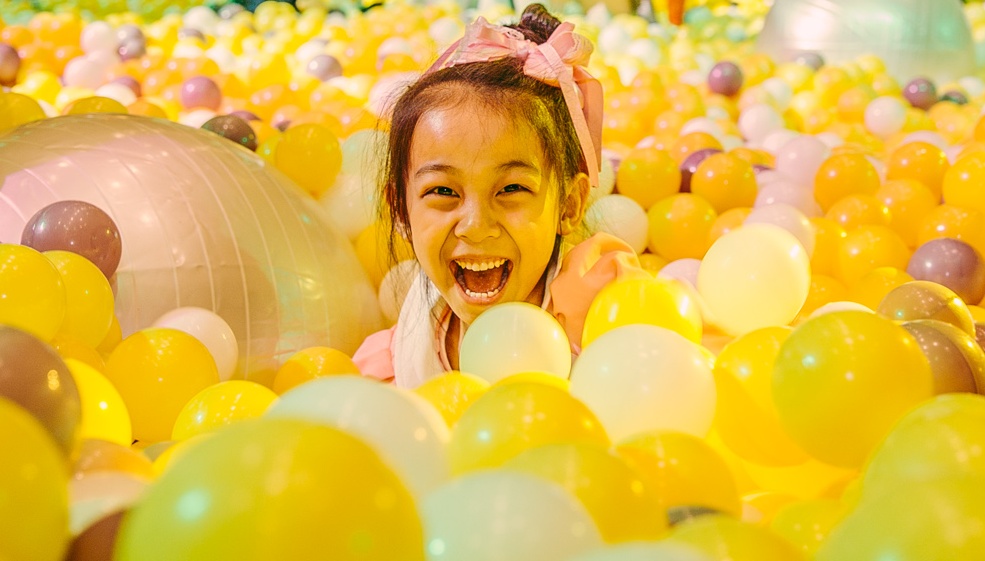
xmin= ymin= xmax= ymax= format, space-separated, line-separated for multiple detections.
xmin=558 ymin=172 xmax=591 ymax=236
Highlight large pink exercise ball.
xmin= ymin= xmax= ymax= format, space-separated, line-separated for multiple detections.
xmin=0 ymin=115 xmax=382 ymax=383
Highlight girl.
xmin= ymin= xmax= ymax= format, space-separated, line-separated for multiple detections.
xmin=354 ymin=4 xmax=648 ymax=388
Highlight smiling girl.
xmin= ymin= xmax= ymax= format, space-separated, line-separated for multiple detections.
xmin=354 ymin=4 xmax=648 ymax=388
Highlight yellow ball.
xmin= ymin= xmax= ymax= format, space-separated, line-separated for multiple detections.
xmin=773 ymin=311 xmax=933 ymax=468
xmin=274 ymin=123 xmax=343 ymax=198
xmin=713 ymin=326 xmax=809 ymax=467
xmin=64 ymin=358 xmax=132 ymax=446
xmin=105 ymin=328 xmax=220 ymax=444
xmin=272 ymin=346 xmax=360 ymax=395
xmin=63 ymin=96 xmax=129 ymax=115
xmin=505 ymin=443 xmax=667 ymax=543
xmin=172 ymin=380 xmax=278 ymax=441
xmin=413 ymin=370 xmax=490 ymax=427
xmin=671 ymin=515 xmax=808 ymax=561
xmin=44 ymin=250 xmax=114 ymax=348
xmin=617 ymin=431 xmax=742 ymax=517
xmin=449 ymin=382 xmax=609 ymax=474
xmin=0 ymin=91 xmax=47 ymax=131
xmin=0 ymin=243 xmax=66 ymax=341
xmin=0 ymin=397 xmax=69 ymax=561
xmin=582 ymin=277 xmax=703 ymax=349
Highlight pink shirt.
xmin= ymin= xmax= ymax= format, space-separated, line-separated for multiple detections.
xmin=353 ymin=233 xmax=648 ymax=385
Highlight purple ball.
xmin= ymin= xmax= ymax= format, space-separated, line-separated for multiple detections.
xmin=707 ymin=61 xmax=743 ymax=97
xmin=111 ymin=75 xmax=142 ymax=98
xmin=115 ymin=23 xmax=144 ymax=44
xmin=793 ymin=52 xmax=824 ymax=71
xmin=202 ymin=114 xmax=258 ymax=152
xmin=0 ymin=42 xmax=20 ymax=87
xmin=752 ymin=163 xmax=774 ymax=174
xmin=117 ymin=37 xmax=146 ymax=61
xmin=178 ymin=28 xmax=207 ymax=43
xmin=906 ymin=237 xmax=985 ymax=304
xmin=306 ymin=54 xmax=343 ymax=82
xmin=680 ymin=147 xmax=723 ymax=193
xmin=903 ymin=77 xmax=938 ymax=110
xmin=21 ymin=200 xmax=123 ymax=279
xmin=180 ymin=75 xmax=223 ymax=111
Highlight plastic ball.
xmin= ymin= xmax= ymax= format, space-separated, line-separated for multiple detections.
xmin=582 ymin=276 xmax=702 ymax=349
xmin=864 ymin=96 xmax=908 ymax=138
xmin=679 ymin=148 xmax=722 ymax=194
xmin=105 ymin=328 xmax=219 ymax=444
xmin=172 ymin=380 xmax=277 ymax=440
xmin=848 ymin=267 xmax=915 ymax=310
xmin=422 ymin=470 xmax=602 ymax=561
xmin=906 ymin=238 xmax=985 ymax=304
xmin=201 ymin=114 xmax=258 ymax=151
xmin=64 ymin=358 xmax=132 ymax=446
xmin=307 ymin=54 xmax=343 ymax=82
xmin=901 ymin=319 xmax=985 ymax=395
xmin=44 ymin=250 xmax=115 ymax=348
xmin=697 ymin=224 xmax=811 ymax=336
xmin=459 ymin=302 xmax=571 ymax=384
xmin=617 ymin=431 xmax=742 ymax=517
xmin=0 ymin=325 xmax=81 ymax=456
xmin=707 ymin=61 xmax=743 ymax=96
xmin=647 ymin=193 xmax=717 ymax=261
xmin=267 ymin=376 xmax=449 ymax=498
xmin=271 ymin=346 xmax=359 ymax=395
xmin=0 ymin=115 xmax=383 ymax=383
xmin=902 ymin=77 xmax=938 ymax=110
xmin=115 ymin=419 xmax=424 ymax=561
xmin=0 ymin=396 xmax=69 ymax=561
xmin=877 ymin=280 xmax=976 ymax=336
xmin=816 ymin=475 xmax=985 ymax=561
xmin=712 ymin=326 xmax=809 ymax=467
xmin=64 ymin=96 xmax=128 ymax=116
xmin=152 ymin=307 xmax=239 ymax=382
xmin=505 ymin=443 xmax=667 ymax=543
xmin=739 ymin=103 xmax=784 ymax=143
xmin=585 ymin=194 xmax=649 ymax=255
xmin=774 ymin=135 xmax=831 ymax=187
xmin=0 ymin=42 xmax=21 ymax=87
xmin=449 ymin=381 xmax=609 ymax=474
xmin=413 ymin=371 xmax=490 ymax=428
xmin=0 ymin=92 xmax=47 ymax=130
xmin=570 ymin=324 xmax=715 ymax=440
xmin=836 ymin=225 xmax=911 ymax=286
xmin=744 ymin=203 xmax=816 ymax=256
xmin=615 ymin=147 xmax=681 ymax=210
xmin=773 ymin=311 xmax=933 ymax=467
xmin=769 ymin=499 xmax=845 ymax=557
xmin=0 ymin=243 xmax=67 ymax=340
xmin=690 ymin=152 xmax=758 ymax=213
xmin=876 ymin=179 xmax=939 ymax=248
xmin=275 ymin=123 xmax=343 ymax=198
xmin=813 ymin=153 xmax=881 ymax=213
xmin=566 ymin=542 xmax=713 ymax=561
xmin=885 ymin=141 xmax=949 ymax=199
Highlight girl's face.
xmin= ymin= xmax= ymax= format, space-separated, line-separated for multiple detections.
xmin=404 ymin=99 xmax=588 ymax=327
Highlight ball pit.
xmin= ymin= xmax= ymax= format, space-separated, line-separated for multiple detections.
xmin=4 ymin=0 xmax=985 ymax=558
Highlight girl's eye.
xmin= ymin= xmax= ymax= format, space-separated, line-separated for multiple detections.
xmin=428 ymin=186 xmax=456 ymax=197
xmin=501 ymin=184 xmax=527 ymax=194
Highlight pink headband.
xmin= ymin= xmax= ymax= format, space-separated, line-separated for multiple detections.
xmin=426 ymin=17 xmax=603 ymax=189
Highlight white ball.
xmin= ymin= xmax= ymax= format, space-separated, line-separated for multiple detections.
xmin=774 ymin=134 xmax=831 ymax=186
xmin=94 ymin=83 xmax=137 ymax=106
xmin=759 ymin=77 xmax=793 ymax=109
xmin=62 ymin=56 xmax=109 ymax=90
xmin=597 ymin=23 xmax=633 ymax=55
xmin=80 ymin=21 xmax=117 ymax=55
xmin=809 ymin=301 xmax=874 ymax=319
xmin=585 ymin=194 xmax=648 ymax=254
xmin=153 ymin=307 xmax=239 ymax=381
xmin=959 ymin=76 xmax=985 ymax=98
xmin=815 ymin=131 xmax=845 ymax=149
xmin=429 ymin=17 xmax=463 ymax=48
xmin=625 ymin=38 xmax=663 ymax=68
xmin=267 ymin=376 xmax=450 ymax=498
xmin=656 ymin=258 xmax=702 ymax=288
xmin=681 ymin=117 xmax=725 ymax=143
xmin=738 ymin=103 xmax=784 ymax=142
xmin=760 ymin=129 xmax=801 ymax=155
xmin=183 ymin=5 xmax=220 ymax=35
xmin=377 ymin=37 xmax=414 ymax=59
xmin=744 ymin=203 xmax=816 ymax=255
xmin=864 ymin=96 xmax=908 ymax=138
xmin=178 ymin=109 xmax=218 ymax=129
xmin=318 ymin=172 xmax=377 ymax=240
xmin=294 ymin=39 xmax=328 ymax=67
xmin=459 ymin=302 xmax=571 ymax=383
xmin=900 ymin=130 xmax=948 ymax=150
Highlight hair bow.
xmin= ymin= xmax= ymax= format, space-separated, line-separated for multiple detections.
xmin=426 ymin=17 xmax=603 ymax=189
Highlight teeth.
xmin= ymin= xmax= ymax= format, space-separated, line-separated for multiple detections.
xmin=456 ymin=258 xmax=506 ymax=272
xmin=464 ymin=286 xmax=504 ymax=299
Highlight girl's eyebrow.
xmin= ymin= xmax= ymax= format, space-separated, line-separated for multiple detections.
xmin=414 ymin=163 xmax=457 ymax=178
xmin=497 ymin=160 xmax=539 ymax=173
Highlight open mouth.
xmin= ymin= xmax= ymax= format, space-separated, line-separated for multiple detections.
xmin=451 ymin=258 xmax=512 ymax=300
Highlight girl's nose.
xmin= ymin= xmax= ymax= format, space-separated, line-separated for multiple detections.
xmin=454 ymin=198 xmax=500 ymax=242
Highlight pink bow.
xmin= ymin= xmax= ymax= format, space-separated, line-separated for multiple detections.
xmin=426 ymin=17 xmax=603 ymax=189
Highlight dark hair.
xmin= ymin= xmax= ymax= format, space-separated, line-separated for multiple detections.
xmin=377 ymin=3 xmax=588 ymax=260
